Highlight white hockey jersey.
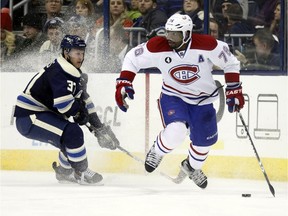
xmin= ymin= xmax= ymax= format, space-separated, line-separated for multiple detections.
xmin=121 ymin=34 xmax=240 ymax=105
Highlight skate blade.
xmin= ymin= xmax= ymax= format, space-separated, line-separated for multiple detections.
xmin=77 ymin=180 xmax=104 ymax=186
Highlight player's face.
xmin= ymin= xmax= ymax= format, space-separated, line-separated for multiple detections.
xmin=166 ymin=31 xmax=183 ymax=49
xmin=67 ymin=48 xmax=85 ymax=68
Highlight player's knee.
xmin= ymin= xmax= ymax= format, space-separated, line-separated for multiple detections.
xmin=62 ymin=123 xmax=84 ymax=149
xmin=165 ymin=122 xmax=187 ymax=146
xmin=15 ymin=116 xmax=32 ymax=136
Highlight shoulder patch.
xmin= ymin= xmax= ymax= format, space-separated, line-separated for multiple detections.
xmin=191 ymin=34 xmax=218 ymax=51
xmin=57 ymin=55 xmax=81 ymax=78
xmin=146 ymin=36 xmax=172 ymax=53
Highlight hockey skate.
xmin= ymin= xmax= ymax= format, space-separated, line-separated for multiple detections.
xmin=145 ymin=144 xmax=163 ymax=173
xmin=181 ymin=159 xmax=208 ymax=189
xmin=74 ymin=168 xmax=103 ymax=185
xmin=52 ymin=162 xmax=77 ymax=184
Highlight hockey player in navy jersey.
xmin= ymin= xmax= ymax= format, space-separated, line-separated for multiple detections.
xmin=115 ymin=14 xmax=244 ymax=188
xmin=14 ymin=35 xmax=119 ymax=185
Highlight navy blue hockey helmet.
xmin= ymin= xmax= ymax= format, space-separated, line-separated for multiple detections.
xmin=60 ymin=35 xmax=86 ymax=51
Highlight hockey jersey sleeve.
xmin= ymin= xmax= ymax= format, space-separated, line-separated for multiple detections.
xmin=209 ymin=40 xmax=241 ymax=83
xmin=121 ymin=42 xmax=159 ymax=75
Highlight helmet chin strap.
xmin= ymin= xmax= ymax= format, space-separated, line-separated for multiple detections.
xmin=175 ymin=31 xmax=191 ymax=50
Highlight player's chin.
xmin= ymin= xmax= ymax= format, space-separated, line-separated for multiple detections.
xmin=75 ymin=62 xmax=82 ymax=68
xmin=167 ymin=41 xmax=177 ymax=49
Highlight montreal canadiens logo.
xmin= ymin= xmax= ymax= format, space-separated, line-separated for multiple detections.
xmin=169 ymin=65 xmax=200 ymax=84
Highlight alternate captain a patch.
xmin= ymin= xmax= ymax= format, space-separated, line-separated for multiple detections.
xmin=198 ymin=54 xmax=205 ymax=63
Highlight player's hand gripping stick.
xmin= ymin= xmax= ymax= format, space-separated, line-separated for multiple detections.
xmin=225 ymin=82 xmax=245 ymax=113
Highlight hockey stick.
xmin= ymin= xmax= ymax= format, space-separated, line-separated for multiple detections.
xmin=85 ymin=123 xmax=187 ymax=184
xmin=238 ymin=112 xmax=275 ymax=197
xmin=116 ymin=145 xmax=187 ymax=184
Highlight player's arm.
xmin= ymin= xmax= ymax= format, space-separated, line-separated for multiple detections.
xmin=211 ymin=40 xmax=244 ymax=113
xmin=79 ymin=72 xmax=119 ymax=150
xmin=115 ymin=42 xmax=154 ymax=112
xmin=50 ymin=71 xmax=89 ymax=124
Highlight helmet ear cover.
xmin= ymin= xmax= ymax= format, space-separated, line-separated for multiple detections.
xmin=183 ymin=31 xmax=191 ymax=43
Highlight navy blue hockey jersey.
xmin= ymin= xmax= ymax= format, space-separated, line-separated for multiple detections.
xmin=14 ymin=55 xmax=84 ymax=118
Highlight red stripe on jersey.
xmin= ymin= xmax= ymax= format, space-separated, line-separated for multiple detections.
xmin=224 ymin=72 xmax=240 ymax=83
xmin=190 ymin=143 xmax=208 ymax=156
xmin=120 ymin=70 xmax=136 ymax=82
xmin=163 ymin=82 xmax=209 ymax=96
xmin=190 ymin=34 xmax=217 ymax=50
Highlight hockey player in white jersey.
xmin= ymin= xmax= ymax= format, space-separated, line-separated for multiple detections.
xmin=115 ymin=14 xmax=244 ymax=189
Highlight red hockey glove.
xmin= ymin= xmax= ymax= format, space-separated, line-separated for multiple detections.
xmin=225 ymin=83 xmax=244 ymax=113
xmin=115 ymin=78 xmax=135 ymax=112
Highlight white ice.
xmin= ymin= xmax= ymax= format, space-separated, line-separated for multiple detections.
xmin=1 ymin=171 xmax=287 ymax=216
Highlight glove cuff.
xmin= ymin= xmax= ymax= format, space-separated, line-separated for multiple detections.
xmin=226 ymin=82 xmax=242 ymax=89
xmin=120 ymin=71 xmax=136 ymax=82
xmin=224 ymin=72 xmax=240 ymax=83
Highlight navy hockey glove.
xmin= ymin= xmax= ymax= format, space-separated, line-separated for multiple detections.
xmin=73 ymin=99 xmax=89 ymax=125
xmin=225 ymin=83 xmax=245 ymax=113
xmin=79 ymin=73 xmax=89 ymax=100
xmin=115 ymin=78 xmax=135 ymax=112
xmin=92 ymin=124 xmax=120 ymax=150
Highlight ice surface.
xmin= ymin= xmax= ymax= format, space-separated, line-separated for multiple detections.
xmin=1 ymin=171 xmax=287 ymax=216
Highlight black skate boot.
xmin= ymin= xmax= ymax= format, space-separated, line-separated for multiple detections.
xmin=74 ymin=168 xmax=103 ymax=185
xmin=52 ymin=162 xmax=77 ymax=184
xmin=145 ymin=144 xmax=164 ymax=173
xmin=181 ymin=159 xmax=208 ymax=189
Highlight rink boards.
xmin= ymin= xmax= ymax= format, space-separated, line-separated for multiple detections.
xmin=1 ymin=72 xmax=287 ymax=181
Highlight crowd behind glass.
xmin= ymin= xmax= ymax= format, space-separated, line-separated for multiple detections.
xmin=0 ymin=0 xmax=285 ymax=73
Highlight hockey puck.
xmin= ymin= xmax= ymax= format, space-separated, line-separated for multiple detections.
xmin=242 ymin=194 xmax=251 ymax=197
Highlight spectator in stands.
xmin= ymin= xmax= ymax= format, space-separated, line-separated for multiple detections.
xmin=212 ymin=0 xmax=240 ymax=34
xmin=133 ymin=0 xmax=168 ymax=34
xmin=15 ymin=13 xmax=47 ymax=56
xmin=39 ymin=17 xmax=65 ymax=62
xmin=209 ymin=18 xmax=223 ymax=40
xmin=0 ymin=12 xmax=24 ymax=64
xmin=93 ymin=0 xmax=103 ymax=18
xmin=179 ymin=0 xmax=204 ymax=32
xmin=252 ymin=0 xmax=278 ymax=27
xmin=42 ymin=0 xmax=64 ymax=27
xmin=66 ymin=15 xmax=90 ymax=42
xmin=268 ymin=1 xmax=280 ymax=38
xmin=226 ymin=3 xmax=255 ymax=35
xmin=97 ymin=20 xmax=133 ymax=72
xmin=110 ymin=21 xmax=133 ymax=63
xmin=95 ymin=0 xmax=133 ymax=31
xmin=126 ymin=0 xmax=142 ymax=21
xmin=225 ymin=3 xmax=256 ymax=50
xmin=73 ymin=0 xmax=96 ymax=30
xmin=235 ymin=28 xmax=280 ymax=70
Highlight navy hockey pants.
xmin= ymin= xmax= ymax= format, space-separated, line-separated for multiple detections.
xmin=15 ymin=112 xmax=83 ymax=152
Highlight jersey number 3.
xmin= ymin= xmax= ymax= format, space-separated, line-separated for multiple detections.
xmin=67 ymin=80 xmax=76 ymax=93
